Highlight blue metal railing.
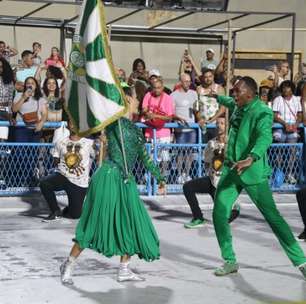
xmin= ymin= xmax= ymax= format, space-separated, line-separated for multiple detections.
xmin=0 ymin=121 xmax=304 ymax=196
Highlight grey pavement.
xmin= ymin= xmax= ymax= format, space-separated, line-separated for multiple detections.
xmin=1 ymin=193 xmax=306 ymax=304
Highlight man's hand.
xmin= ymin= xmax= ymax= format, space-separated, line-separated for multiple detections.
xmin=158 ymin=181 xmax=166 ymax=196
xmin=198 ymin=118 xmax=205 ymax=127
xmin=174 ymin=115 xmax=187 ymax=125
xmin=145 ymin=112 xmax=156 ymax=120
xmin=232 ymin=157 xmax=253 ymax=175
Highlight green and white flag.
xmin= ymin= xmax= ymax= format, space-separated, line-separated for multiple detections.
xmin=65 ymin=0 xmax=127 ymax=136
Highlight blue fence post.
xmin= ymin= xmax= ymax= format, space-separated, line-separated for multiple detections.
xmin=153 ymin=128 xmax=158 ymax=195
xmin=146 ymin=143 xmax=152 ymax=196
xmin=197 ymin=124 xmax=202 ymax=178
xmin=303 ymin=125 xmax=306 ymax=185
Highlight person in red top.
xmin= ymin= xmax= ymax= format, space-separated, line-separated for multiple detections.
xmin=45 ymin=47 xmax=65 ymax=69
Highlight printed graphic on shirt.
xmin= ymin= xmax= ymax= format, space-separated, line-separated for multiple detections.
xmin=212 ymin=146 xmax=225 ymax=172
xmin=64 ymin=142 xmax=85 ymax=176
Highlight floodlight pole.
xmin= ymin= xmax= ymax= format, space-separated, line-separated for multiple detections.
xmin=232 ymin=32 xmax=237 ymax=75
xmin=225 ymin=19 xmax=232 ymax=138
xmin=290 ymin=13 xmax=296 ymax=81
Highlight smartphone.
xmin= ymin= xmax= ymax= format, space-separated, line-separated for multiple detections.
xmin=26 ymin=86 xmax=33 ymax=95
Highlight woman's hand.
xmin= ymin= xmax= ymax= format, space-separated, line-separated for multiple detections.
xmin=35 ymin=120 xmax=44 ymax=132
xmin=23 ymin=89 xmax=32 ymax=100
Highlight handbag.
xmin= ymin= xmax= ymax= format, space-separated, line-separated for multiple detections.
xmin=283 ymin=98 xmax=298 ymax=133
xmin=21 ymin=99 xmax=39 ymax=125
xmin=22 ymin=111 xmax=39 ymax=124
xmin=144 ymin=93 xmax=167 ymax=129
xmin=52 ymin=121 xmax=70 ymax=144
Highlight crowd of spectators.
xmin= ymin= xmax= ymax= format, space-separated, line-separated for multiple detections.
xmin=1 ymin=39 xmax=306 ymax=186
xmin=0 ymin=41 xmax=66 ymax=144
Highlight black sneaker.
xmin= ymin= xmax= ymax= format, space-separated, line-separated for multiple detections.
xmin=228 ymin=208 xmax=240 ymax=224
xmin=298 ymin=230 xmax=306 ymax=241
xmin=42 ymin=210 xmax=62 ymax=222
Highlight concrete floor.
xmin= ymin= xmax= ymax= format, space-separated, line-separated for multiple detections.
xmin=1 ymin=194 xmax=306 ymax=304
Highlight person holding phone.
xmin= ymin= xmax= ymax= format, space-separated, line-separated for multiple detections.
xmin=12 ymin=76 xmax=47 ymax=142
xmin=177 ymin=49 xmax=201 ymax=90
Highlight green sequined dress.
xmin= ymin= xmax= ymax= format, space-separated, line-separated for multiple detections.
xmin=75 ymin=118 xmax=164 ymax=261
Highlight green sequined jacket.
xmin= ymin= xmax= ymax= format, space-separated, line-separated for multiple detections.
xmin=106 ymin=118 xmax=164 ymax=183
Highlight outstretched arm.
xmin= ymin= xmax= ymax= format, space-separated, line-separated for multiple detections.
xmin=139 ymin=146 xmax=165 ymax=184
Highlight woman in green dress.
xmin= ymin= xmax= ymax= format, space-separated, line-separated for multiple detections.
xmin=60 ymin=86 xmax=165 ymax=284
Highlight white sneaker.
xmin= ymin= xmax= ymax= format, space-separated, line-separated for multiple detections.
xmin=185 ymin=175 xmax=192 ymax=182
xmin=177 ymin=174 xmax=186 ymax=184
xmin=60 ymin=259 xmax=74 ymax=285
xmin=117 ymin=268 xmax=145 ymax=282
xmin=287 ymin=174 xmax=297 ymax=184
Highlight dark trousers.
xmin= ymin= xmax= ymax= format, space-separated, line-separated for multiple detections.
xmin=39 ymin=173 xmax=87 ymax=219
xmin=13 ymin=127 xmax=42 ymax=187
xmin=297 ymin=187 xmax=306 ymax=229
xmin=183 ymin=176 xmax=216 ymax=220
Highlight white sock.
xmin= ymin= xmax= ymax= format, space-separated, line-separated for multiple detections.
xmin=67 ymin=255 xmax=77 ymax=266
xmin=119 ymin=262 xmax=129 ymax=270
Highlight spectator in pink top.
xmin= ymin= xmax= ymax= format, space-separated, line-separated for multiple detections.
xmin=45 ymin=47 xmax=65 ymax=69
xmin=142 ymin=77 xmax=185 ymax=174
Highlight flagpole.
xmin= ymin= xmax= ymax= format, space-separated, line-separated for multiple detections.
xmin=118 ymin=118 xmax=129 ymax=177
xmin=107 ymin=24 xmax=129 ymax=177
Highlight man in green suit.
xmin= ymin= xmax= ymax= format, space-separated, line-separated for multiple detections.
xmin=212 ymin=76 xmax=306 ymax=278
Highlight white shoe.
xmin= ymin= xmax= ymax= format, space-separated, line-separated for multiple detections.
xmin=185 ymin=175 xmax=192 ymax=182
xmin=60 ymin=259 xmax=74 ymax=285
xmin=177 ymin=174 xmax=186 ymax=184
xmin=287 ymin=174 xmax=297 ymax=184
xmin=117 ymin=268 xmax=145 ymax=282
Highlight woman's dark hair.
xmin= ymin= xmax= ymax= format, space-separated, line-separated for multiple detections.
xmin=0 ymin=57 xmax=14 ymax=84
xmin=47 ymin=65 xmax=64 ymax=79
xmin=43 ymin=77 xmax=60 ymax=98
xmin=122 ymin=86 xmax=133 ymax=97
xmin=132 ymin=58 xmax=146 ymax=72
xmin=280 ymin=80 xmax=295 ymax=94
xmin=23 ymin=77 xmax=42 ymax=100
xmin=51 ymin=46 xmax=59 ymax=54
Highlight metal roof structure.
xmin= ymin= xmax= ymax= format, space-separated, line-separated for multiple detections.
xmin=0 ymin=0 xmax=298 ymax=75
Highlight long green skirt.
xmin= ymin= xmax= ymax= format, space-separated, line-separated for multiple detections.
xmin=74 ymin=161 xmax=160 ymax=262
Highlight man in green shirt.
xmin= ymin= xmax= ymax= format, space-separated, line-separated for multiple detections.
xmin=212 ymin=76 xmax=306 ymax=279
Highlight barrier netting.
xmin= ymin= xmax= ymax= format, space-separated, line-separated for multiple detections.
xmin=0 ymin=141 xmax=303 ymax=196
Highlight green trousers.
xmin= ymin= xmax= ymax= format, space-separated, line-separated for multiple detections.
xmin=213 ymin=169 xmax=306 ymax=267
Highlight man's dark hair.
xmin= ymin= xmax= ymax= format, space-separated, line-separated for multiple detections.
xmin=277 ymin=60 xmax=289 ymax=69
xmin=201 ymin=68 xmax=214 ymax=76
xmin=32 ymin=42 xmax=41 ymax=48
xmin=0 ymin=41 xmax=5 ymax=45
xmin=240 ymin=76 xmax=258 ymax=95
xmin=21 ymin=50 xmax=33 ymax=58
xmin=280 ymin=80 xmax=295 ymax=94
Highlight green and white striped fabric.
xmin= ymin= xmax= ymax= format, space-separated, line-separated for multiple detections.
xmin=65 ymin=0 xmax=127 ymax=136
